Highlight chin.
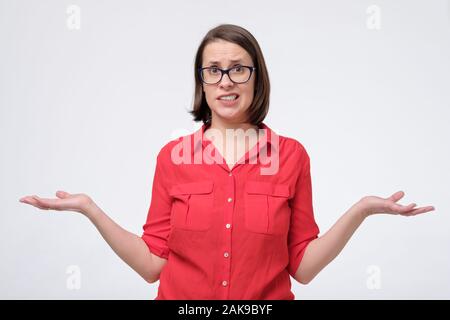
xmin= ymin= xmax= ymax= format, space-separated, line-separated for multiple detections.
xmin=214 ymin=112 xmax=243 ymax=124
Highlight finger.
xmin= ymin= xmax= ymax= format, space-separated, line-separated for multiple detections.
xmin=388 ymin=191 xmax=405 ymax=203
xmin=21 ymin=196 xmax=51 ymax=210
xmin=31 ymin=196 xmax=50 ymax=210
xmin=31 ymin=196 xmax=56 ymax=210
xmin=19 ymin=195 xmax=38 ymax=203
xmin=56 ymin=190 xmax=70 ymax=199
xmin=401 ymin=206 xmax=435 ymax=216
xmin=389 ymin=202 xmax=416 ymax=213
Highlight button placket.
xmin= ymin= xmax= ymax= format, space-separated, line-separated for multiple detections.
xmin=220 ymin=170 xmax=235 ymax=298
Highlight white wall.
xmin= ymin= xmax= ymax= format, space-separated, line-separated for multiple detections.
xmin=1 ymin=0 xmax=449 ymax=299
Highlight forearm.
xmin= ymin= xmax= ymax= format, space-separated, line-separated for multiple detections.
xmin=84 ymin=202 xmax=158 ymax=283
xmin=295 ymin=200 xmax=368 ymax=284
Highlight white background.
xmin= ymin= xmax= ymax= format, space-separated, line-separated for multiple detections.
xmin=1 ymin=0 xmax=449 ymax=299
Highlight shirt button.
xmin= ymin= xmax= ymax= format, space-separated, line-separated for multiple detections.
xmin=227 ymin=197 xmax=233 ymax=203
xmin=228 ymin=172 xmax=232 ymax=176
xmin=224 ymin=252 xmax=229 ymax=258
xmin=226 ymin=223 xmax=231 ymax=229
xmin=222 ymin=280 xmax=228 ymax=287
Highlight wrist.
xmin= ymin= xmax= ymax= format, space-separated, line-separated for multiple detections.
xmin=354 ymin=198 xmax=372 ymax=220
xmin=83 ymin=200 xmax=101 ymax=221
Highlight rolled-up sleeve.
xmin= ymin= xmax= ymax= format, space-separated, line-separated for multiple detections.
xmin=141 ymin=150 xmax=172 ymax=260
xmin=287 ymin=143 xmax=320 ymax=277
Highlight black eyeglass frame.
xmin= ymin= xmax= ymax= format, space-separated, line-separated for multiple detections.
xmin=198 ymin=65 xmax=257 ymax=84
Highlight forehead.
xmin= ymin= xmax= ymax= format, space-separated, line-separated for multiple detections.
xmin=202 ymin=39 xmax=253 ymax=65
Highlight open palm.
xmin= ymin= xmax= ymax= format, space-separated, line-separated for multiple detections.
xmin=19 ymin=191 xmax=93 ymax=215
xmin=360 ymin=191 xmax=435 ymax=217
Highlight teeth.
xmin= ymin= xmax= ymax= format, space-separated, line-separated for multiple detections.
xmin=219 ymin=95 xmax=238 ymax=101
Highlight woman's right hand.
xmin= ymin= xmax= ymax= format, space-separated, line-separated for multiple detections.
xmin=20 ymin=190 xmax=165 ymax=283
xmin=19 ymin=191 xmax=95 ymax=216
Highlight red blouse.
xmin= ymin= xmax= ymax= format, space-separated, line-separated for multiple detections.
xmin=141 ymin=122 xmax=320 ymax=299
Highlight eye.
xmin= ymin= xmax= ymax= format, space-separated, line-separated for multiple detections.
xmin=209 ymin=67 xmax=219 ymax=74
xmin=232 ymin=65 xmax=244 ymax=73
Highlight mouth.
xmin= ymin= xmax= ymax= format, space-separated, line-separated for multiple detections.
xmin=217 ymin=94 xmax=240 ymax=106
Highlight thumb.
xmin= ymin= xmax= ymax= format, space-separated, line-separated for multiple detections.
xmin=388 ymin=190 xmax=405 ymax=202
xmin=55 ymin=190 xmax=71 ymax=198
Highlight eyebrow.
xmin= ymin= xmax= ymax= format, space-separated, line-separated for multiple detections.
xmin=206 ymin=59 xmax=245 ymax=65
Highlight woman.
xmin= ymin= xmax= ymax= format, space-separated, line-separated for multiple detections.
xmin=19 ymin=24 xmax=435 ymax=300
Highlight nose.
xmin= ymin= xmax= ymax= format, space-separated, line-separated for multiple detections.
xmin=219 ymin=72 xmax=234 ymax=88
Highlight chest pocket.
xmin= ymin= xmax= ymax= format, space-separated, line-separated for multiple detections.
xmin=169 ymin=181 xmax=214 ymax=231
xmin=244 ymin=181 xmax=291 ymax=235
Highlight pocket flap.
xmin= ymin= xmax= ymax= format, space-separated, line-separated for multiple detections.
xmin=169 ymin=181 xmax=214 ymax=196
xmin=245 ymin=181 xmax=290 ymax=197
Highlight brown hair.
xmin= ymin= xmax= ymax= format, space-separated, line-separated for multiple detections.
xmin=189 ymin=24 xmax=270 ymax=125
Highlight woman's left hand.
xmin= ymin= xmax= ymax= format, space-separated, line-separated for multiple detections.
xmin=359 ymin=191 xmax=435 ymax=218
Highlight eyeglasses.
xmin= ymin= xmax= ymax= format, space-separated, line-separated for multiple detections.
xmin=198 ymin=65 xmax=256 ymax=84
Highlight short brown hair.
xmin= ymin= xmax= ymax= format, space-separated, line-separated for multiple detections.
xmin=189 ymin=24 xmax=270 ymax=125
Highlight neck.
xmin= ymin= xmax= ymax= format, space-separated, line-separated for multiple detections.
xmin=206 ymin=116 xmax=259 ymax=137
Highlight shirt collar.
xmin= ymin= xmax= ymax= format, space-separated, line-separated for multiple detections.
xmin=191 ymin=121 xmax=277 ymax=159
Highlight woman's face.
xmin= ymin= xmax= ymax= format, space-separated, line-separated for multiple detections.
xmin=201 ymin=39 xmax=255 ymax=125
